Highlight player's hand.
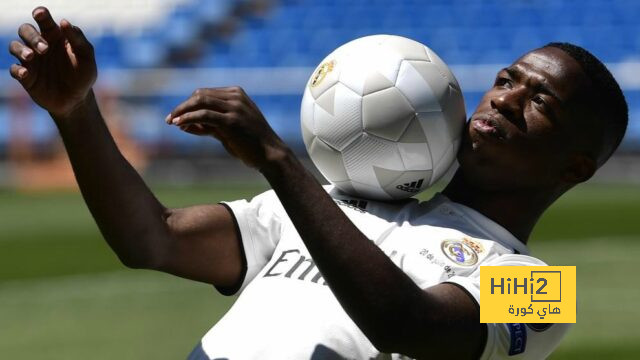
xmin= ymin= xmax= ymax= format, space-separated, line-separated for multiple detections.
xmin=166 ymin=86 xmax=289 ymax=169
xmin=8 ymin=7 xmax=97 ymax=119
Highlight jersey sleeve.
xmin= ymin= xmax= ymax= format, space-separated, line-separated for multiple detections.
xmin=446 ymin=254 xmax=573 ymax=360
xmin=219 ymin=190 xmax=284 ymax=294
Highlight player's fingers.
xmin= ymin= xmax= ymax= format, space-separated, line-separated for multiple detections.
xmin=60 ymin=19 xmax=93 ymax=57
xmin=32 ymin=7 xmax=62 ymax=42
xmin=179 ymin=124 xmax=212 ymax=136
xmin=171 ymin=109 xmax=228 ymax=127
xmin=9 ymin=64 xmax=36 ymax=89
xmin=18 ymin=23 xmax=48 ymax=54
xmin=8 ymin=40 xmax=35 ymax=62
xmin=9 ymin=63 xmax=27 ymax=80
xmin=166 ymin=90 xmax=229 ymax=123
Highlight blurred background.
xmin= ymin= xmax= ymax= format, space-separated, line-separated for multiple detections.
xmin=0 ymin=0 xmax=638 ymax=359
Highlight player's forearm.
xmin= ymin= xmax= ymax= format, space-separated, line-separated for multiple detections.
xmin=260 ymin=149 xmax=430 ymax=350
xmin=52 ymin=91 xmax=171 ymax=268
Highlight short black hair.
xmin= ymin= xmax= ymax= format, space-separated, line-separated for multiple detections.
xmin=545 ymin=42 xmax=628 ymax=165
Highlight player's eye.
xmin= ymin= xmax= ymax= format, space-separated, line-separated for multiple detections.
xmin=531 ymin=95 xmax=553 ymax=116
xmin=532 ymin=95 xmax=545 ymax=105
xmin=495 ymin=77 xmax=512 ymax=89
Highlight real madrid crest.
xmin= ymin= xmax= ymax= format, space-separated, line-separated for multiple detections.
xmin=441 ymin=239 xmax=479 ymax=266
xmin=310 ymin=60 xmax=335 ymax=87
xmin=462 ymin=237 xmax=484 ymax=254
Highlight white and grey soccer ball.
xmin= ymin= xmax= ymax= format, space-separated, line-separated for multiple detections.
xmin=300 ymin=34 xmax=466 ymax=200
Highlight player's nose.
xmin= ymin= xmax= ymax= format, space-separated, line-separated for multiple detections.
xmin=490 ymin=88 xmax=526 ymax=129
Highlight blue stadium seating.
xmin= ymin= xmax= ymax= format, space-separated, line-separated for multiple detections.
xmin=79 ymin=0 xmax=640 ymax=69
xmin=1 ymin=0 xmax=638 ymax=149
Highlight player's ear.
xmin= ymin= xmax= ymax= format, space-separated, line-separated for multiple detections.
xmin=561 ymin=153 xmax=596 ymax=184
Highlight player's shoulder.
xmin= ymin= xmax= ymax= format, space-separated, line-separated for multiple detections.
xmin=223 ymin=188 xmax=286 ymax=221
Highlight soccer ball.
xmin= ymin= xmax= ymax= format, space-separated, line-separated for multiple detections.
xmin=300 ymin=34 xmax=466 ymax=200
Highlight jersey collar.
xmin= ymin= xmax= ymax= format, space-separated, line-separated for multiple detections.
xmin=433 ymin=193 xmax=530 ymax=255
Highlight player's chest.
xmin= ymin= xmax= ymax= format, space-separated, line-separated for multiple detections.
xmin=266 ymin=221 xmax=495 ymax=288
xmin=383 ymin=232 xmax=492 ymax=284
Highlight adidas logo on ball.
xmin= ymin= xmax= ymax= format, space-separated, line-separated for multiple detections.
xmin=396 ymin=179 xmax=424 ymax=193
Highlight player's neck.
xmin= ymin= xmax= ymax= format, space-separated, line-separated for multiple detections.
xmin=441 ymin=171 xmax=555 ymax=244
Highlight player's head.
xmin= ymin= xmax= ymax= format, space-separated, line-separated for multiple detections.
xmin=545 ymin=42 xmax=629 ymax=166
xmin=457 ymin=42 xmax=628 ymax=196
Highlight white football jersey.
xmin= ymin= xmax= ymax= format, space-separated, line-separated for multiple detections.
xmin=188 ymin=187 xmax=571 ymax=360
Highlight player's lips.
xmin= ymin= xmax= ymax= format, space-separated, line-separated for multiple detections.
xmin=471 ymin=115 xmax=506 ymax=139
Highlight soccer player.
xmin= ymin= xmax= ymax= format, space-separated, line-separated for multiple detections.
xmin=9 ymin=7 xmax=627 ymax=360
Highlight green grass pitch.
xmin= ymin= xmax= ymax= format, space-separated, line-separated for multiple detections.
xmin=0 ymin=182 xmax=638 ymax=359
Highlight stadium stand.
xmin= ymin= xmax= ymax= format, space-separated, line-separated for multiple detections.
xmin=0 ymin=0 xmax=638 ymax=156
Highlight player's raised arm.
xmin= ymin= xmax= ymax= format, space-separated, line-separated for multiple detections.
xmin=8 ymin=7 xmax=244 ymax=288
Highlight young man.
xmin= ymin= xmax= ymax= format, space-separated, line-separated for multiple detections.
xmin=9 ymin=7 xmax=627 ymax=360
